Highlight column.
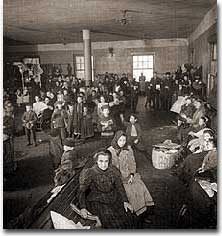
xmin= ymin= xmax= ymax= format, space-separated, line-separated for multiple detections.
xmin=82 ymin=29 xmax=92 ymax=86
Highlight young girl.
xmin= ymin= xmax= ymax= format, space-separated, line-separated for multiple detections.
xmin=120 ymin=114 xmax=146 ymax=152
xmin=97 ymin=105 xmax=116 ymax=138
xmin=97 ymin=95 xmax=108 ymax=119
xmin=79 ymin=149 xmax=136 ymax=229
xmin=107 ymin=131 xmax=154 ymax=217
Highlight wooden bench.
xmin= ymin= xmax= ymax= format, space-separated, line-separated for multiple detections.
xmin=25 ymin=157 xmax=95 ymax=229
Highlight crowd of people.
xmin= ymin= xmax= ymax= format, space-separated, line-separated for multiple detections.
xmin=170 ymin=91 xmax=217 ymax=227
xmin=3 ymin=62 xmax=217 ymax=229
xmin=144 ymin=65 xmax=206 ymax=111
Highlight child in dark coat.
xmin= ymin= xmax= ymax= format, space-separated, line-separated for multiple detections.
xmin=22 ymin=104 xmax=38 ymax=146
xmin=120 ymin=114 xmax=146 ymax=152
xmin=97 ymin=105 xmax=116 ymax=138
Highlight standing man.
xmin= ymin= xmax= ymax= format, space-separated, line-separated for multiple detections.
xmin=139 ymin=73 xmax=146 ymax=96
xmin=130 ymin=78 xmax=139 ymax=113
xmin=162 ymin=72 xmax=173 ymax=111
xmin=150 ymin=72 xmax=162 ymax=110
xmin=144 ymin=81 xmax=152 ymax=109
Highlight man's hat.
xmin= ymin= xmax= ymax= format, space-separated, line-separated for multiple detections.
xmin=63 ymin=138 xmax=75 ymax=147
xmin=26 ymin=103 xmax=32 ymax=107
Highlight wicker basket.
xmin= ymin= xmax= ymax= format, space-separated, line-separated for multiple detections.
xmin=152 ymin=148 xmax=178 ymax=170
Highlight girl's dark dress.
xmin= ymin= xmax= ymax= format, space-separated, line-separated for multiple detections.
xmin=79 ymin=164 xmax=136 ymax=229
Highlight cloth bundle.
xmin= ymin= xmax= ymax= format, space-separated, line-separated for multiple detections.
xmin=197 ymin=180 xmax=217 ymax=198
xmin=50 ymin=211 xmax=90 ymax=229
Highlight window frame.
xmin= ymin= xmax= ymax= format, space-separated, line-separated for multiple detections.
xmin=74 ymin=55 xmax=94 ymax=80
xmin=132 ymin=54 xmax=154 ymax=81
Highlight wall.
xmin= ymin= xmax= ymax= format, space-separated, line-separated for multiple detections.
xmin=188 ymin=24 xmax=216 ymax=82
xmin=39 ymin=51 xmax=74 ymax=65
xmin=94 ymin=45 xmax=188 ymax=75
xmin=188 ymin=4 xmax=217 ymax=83
xmin=4 ymin=38 xmax=188 ymax=76
xmin=188 ymin=4 xmax=217 ymax=107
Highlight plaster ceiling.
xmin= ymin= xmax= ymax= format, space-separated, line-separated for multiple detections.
xmin=4 ymin=0 xmax=216 ymax=45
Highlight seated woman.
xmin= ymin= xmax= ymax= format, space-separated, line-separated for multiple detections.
xmin=79 ymin=149 xmax=136 ymax=229
xmin=189 ymin=156 xmax=217 ymax=227
xmin=187 ymin=116 xmax=211 ymax=153
xmin=175 ymin=129 xmax=217 ymax=184
xmin=179 ymin=145 xmax=217 ymax=228
xmin=176 ymin=116 xmax=211 ymax=162
xmin=177 ymin=96 xmax=196 ymax=142
xmin=107 ymin=131 xmax=154 ymax=217
xmin=179 ymin=98 xmax=206 ymax=142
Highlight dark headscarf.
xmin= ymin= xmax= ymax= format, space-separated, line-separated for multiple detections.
xmin=111 ymin=130 xmax=128 ymax=155
xmin=93 ymin=149 xmax=112 ymax=166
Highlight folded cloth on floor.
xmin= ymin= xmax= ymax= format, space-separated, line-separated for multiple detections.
xmin=197 ymin=180 xmax=217 ymax=198
xmin=50 ymin=211 xmax=90 ymax=229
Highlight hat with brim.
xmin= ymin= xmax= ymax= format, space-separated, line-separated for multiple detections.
xmin=63 ymin=138 xmax=75 ymax=147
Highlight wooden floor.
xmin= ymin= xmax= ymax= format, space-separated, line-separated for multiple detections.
xmin=4 ymin=96 xmax=189 ymax=229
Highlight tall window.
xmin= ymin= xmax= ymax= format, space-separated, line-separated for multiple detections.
xmin=208 ymin=42 xmax=217 ymax=96
xmin=211 ymin=42 xmax=217 ymax=61
xmin=75 ymin=56 xmax=94 ymax=80
xmin=133 ymin=55 xmax=154 ymax=81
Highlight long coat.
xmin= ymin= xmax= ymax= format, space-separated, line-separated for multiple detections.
xmin=108 ymin=145 xmax=154 ymax=215
xmin=79 ymin=165 xmax=136 ymax=229
xmin=73 ymin=103 xmax=84 ymax=134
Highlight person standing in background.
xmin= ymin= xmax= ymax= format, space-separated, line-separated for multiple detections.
xmin=150 ymin=72 xmax=162 ymax=110
xmin=22 ymin=104 xmax=38 ymax=146
xmin=139 ymin=73 xmax=146 ymax=96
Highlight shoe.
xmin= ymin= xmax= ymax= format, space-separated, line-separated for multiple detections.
xmin=143 ymin=218 xmax=152 ymax=224
xmin=179 ymin=204 xmax=187 ymax=217
xmin=34 ymin=143 xmax=38 ymax=147
xmin=27 ymin=143 xmax=32 ymax=146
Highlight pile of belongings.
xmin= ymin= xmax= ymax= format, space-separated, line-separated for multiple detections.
xmin=153 ymin=139 xmax=181 ymax=152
